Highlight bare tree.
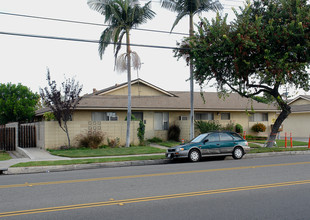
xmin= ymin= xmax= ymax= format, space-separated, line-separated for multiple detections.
xmin=40 ymin=69 xmax=83 ymax=147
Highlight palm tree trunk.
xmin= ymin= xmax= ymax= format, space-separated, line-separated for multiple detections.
xmin=126 ymin=29 xmax=132 ymax=147
xmin=189 ymin=13 xmax=194 ymax=140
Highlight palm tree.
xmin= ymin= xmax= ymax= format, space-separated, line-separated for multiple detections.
xmin=88 ymin=0 xmax=155 ymax=147
xmin=161 ymin=0 xmax=223 ymax=140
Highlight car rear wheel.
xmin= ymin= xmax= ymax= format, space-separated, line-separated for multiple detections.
xmin=189 ymin=149 xmax=201 ymax=162
xmin=232 ymin=147 xmax=244 ymax=159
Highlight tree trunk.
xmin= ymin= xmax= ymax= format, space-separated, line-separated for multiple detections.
xmin=189 ymin=13 xmax=194 ymax=140
xmin=266 ymin=97 xmax=291 ymax=148
xmin=63 ymin=121 xmax=71 ymax=147
xmin=125 ymin=29 xmax=132 ymax=147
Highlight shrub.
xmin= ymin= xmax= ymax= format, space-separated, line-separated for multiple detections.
xmin=235 ymin=123 xmax=243 ymax=134
xmin=195 ymin=120 xmax=222 ymax=133
xmin=251 ymin=123 xmax=267 ymax=133
xmin=107 ymin=137 xmax=120 ymax=148
xmin=246 ymin=135 xmax=267 ymax=140
xmin=76 ymin=131 xmax=104 ymax=149
xmin=222 ymin=122 xmax=234 ymax=131
xmin=168 ymin=124 xmax=181 ymax=141
xmin=147 ymin=137 xmax=163 ymax=143
xmin=137 ymin=120 xmax=145 ymax=145
xmin=43 ymin=112 xmax=55 ymax=121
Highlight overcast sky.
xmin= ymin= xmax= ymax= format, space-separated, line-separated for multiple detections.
xmin=1 ymin=0 xmax=308 ymax=97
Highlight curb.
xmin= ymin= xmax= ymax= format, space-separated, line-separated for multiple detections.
xmin=5 ymin=159 xmax=170 ymax=175
xmin=3 ymin=151 xmax=310 ymax=175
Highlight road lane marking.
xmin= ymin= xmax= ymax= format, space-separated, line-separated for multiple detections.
xmin=1 ymin=179 xmax=310 ymax=218
xmin=1 ymin=161 xmax=310 ymax=189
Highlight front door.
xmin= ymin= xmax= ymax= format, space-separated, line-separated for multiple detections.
xmin=201 ymin=133 xmax=221 ymax=154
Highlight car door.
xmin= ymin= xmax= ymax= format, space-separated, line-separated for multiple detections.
xmin=201 ymin=133 xmax=221 ymax=155
xmin=219 ymin=133 xmax=234 ymax=153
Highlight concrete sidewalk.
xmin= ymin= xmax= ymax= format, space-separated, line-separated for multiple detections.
xmin=0 ymin=147 xmax=165 ymax=174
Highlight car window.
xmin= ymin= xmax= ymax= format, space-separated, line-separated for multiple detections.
xmin=230 ymin=133 xmax=243 ymax=140
xmin=191 ymin=133 xmax=209 ymax=143
xmin=207 ymin=133 xmax=220 ymax=142
xmin=220 ymin=133 xmax=233 ymax=141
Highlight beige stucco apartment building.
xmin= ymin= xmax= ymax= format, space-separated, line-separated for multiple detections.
xmin=35 ymin=79 xmax=279 ymax=149
xmin=281 ymin=95 xmax=310 ymax=138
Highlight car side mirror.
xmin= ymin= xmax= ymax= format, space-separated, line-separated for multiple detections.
xmin=203 ymin=139 xmax=209 ymax=144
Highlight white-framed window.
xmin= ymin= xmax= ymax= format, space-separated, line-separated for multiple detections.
xmin=91 ymin=112 xmax=118 ymax=121
xmin=221 ymin=113 xmax=231 ymax=120
xmin=249 ymin=113 xmax=268 ymax=122
xmin=154 ymin=112 xmax=169 ymax=130
xmin=195 ymin=112 xmax=214 ymax=120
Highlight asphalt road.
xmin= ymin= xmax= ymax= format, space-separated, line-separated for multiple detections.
xmin=1 ymin=155 xmax=310 ymax=220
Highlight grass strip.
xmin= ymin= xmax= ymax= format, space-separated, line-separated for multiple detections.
xmin=252 ymin=140 xmax=307 ymax=147
xmin=0 ymin=151 xmax=11 ymax=161
xmin=250 ymin=147 xmax=310 ymax=153
xmin=48 ymin=146 xmax=166 ymax=158
xmin=11 ymin=155 xmax=166 ymax=167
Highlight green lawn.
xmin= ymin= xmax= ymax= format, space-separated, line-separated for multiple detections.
xmin=157 ymin=141 xmax=181 ymax=148
xmin=48 ymin=146 xmax=166 ymax=158
xmin=11 ymin=155 xmax=166 ymax=167
xmin=251 ymin=140 xmax=308 ymax=147
xmin=0 ymin=151 xmax=11 ymax=161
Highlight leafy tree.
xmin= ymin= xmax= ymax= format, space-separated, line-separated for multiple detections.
xmin=177 ymin=0 xmax=310 ymax=147
xmin=88 ymin=0 xmax=156 ymax=147
xmin=0 ymin=83 xmax=39 ymax=124
xmin=40 ymin=69 xmax=83 ymax=147
xmin=161 ymin=0 xmax=223 ymax=140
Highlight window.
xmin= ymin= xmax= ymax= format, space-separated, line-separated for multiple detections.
xmin=132 ymin=112 xmax=143 ymax=121
xmin=91 ymin=112 xmax=118 ymax=121
xmin=221 ymin=113 xmax=230 ymax=120
xmin=220 ymin=133 xmax=233 ymax=141
xmin=249 ymin=113 xmax=268 ymax=122
xmin=207 ymin=133 xmax=220 ymax=142
xmin=195 ymin=112 xmax=214 ymax=120
xmin=154 ymin=112 xmax=169 ymax=130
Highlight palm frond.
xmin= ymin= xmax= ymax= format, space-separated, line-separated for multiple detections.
xmin=115 ymin=51 xmax=141 ymax=73
xmin=115 ymin=53 xmax=127 ymax=72
xmin=160 ymin=0 xmax=178 ymax=12
xmin=171 ymin=10 xmax=188 ymax=32
xmin=131 ymin=51 xmax=141 ymax=70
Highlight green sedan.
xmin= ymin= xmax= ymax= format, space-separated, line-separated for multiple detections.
xmin=166 ymin=131 xmax=250 ymax=162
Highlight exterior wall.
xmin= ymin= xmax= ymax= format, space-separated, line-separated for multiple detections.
xmin=281 ymin=113 xmax=310 ymax=138
xmin=43 ymin=121 xmax=139 ymax=149
xmin=290 ymin=99 xmax=310 ymax=105
xmin=66 ymin=110 xmax=277 ymax=146
xmin=73 ymin=111 xmax=91 ymax=121
xmin=104 ymin=84 xmax=165 ymax=96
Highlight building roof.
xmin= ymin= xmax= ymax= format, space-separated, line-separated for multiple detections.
xmin=36 ymin=79 xmax=278 ymax=116
xmin=288 ymin=95 xmax=310 ymax=105
xmin=77 ymin=92 xmax=277 ymax=112
xmin=290 ymin=104 xmax=310 ymax=113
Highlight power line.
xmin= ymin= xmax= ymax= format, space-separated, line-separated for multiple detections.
xmin=0 ymin=11 xmax=188 ymax=36
xmin=0 ymin=31 xmax=188 ymax=50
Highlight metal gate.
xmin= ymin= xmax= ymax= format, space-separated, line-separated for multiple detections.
xmin=0 ymin=127 xmax=16 ymax=151
xmin=18 ymin=125 xmax=37 ymax=148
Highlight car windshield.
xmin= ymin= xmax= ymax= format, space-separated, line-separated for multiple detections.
xmin=191 ymin=133 xmax=209 ymax=143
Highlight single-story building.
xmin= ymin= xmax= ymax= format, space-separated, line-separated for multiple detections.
xmin=281 ymin=95 xmax=310 ymax=138
xmin=35 ymin=78 xmax=279 ymax=149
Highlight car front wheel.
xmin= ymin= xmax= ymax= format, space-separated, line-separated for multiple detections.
xmin=189 ymin=149 xmax=201 ymax=162
xmin=232 ymin=147 xmax=244 ymax=159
